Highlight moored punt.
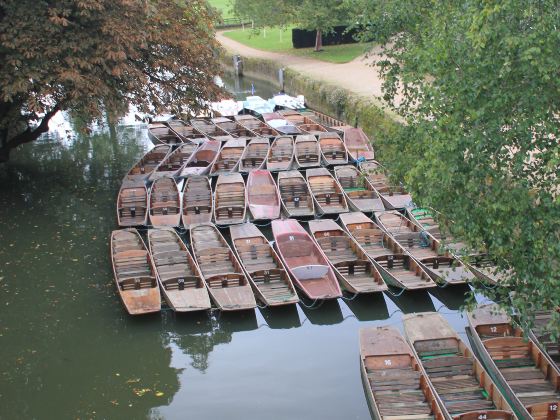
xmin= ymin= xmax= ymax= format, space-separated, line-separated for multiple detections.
xmin=234 ymin=114 xmax=263 ymax=128
xmin=246 ymin=169 xmax=281 ymax=221
xmin=272 ymin=219 xmax=342 ymax=300
xmin=278 ymin=109 xmax=305 ymax=124
xmin=467 ymin=304 xmax=560 ymax=420
xmin=214 ymin=172 xmax=246 ymax=225
xmin=359 ymin=326 xmax=445 ymax=420
xmin=110 ymin=229 xmax=160 ymax=315
xmin=209 ymin=138 xmax=246 ymax=176
xmin=237 ymin=115 xmax=280 ymax=137
xmin=238 ymin=137 xmax=269 ymax=172
xmin=181 ymin=176 xmax=213 ymax=228
xmin=294 ymin=134 xmax=321 ymax=168
xmin=147 ymin=228 xmax=211 ymax=312
xmin=406 ymin=207 xmax=442 ymax=239
xmin=267 ymin=136 xmax=294 ymax=172
xmin=190 ymin=223 xmax=256 ymax=311
xmin=306 ymin=167 xmax=349 ymax=215
xmin=190 ymin=117 xmax=231 ymax=141
xmin=308 ymin=219 xmax=387 ymax=294
xmin=298 ymin=122 xmax=328 ymax=135
xmin=124 ymin=144 xmax=171 ymax=183
xmin=339 ymin=212 xmax=436 ymax=290
xmin=148 ymin=122 xmax=183 ymax=146
xmin=167 ymin=120 xmax=207 ymax=144
xmin=402 ymin=312 xmax=515 ymax=420
xmin=318 ymin=132 xmax=348 ymax=166
xmin=376 ymin=211 xmax=474 ymax=285
xmin=276 ymin=170 xmax=315 ymax=217
xmin=229 ymin=223 xmax=299 ymax=306
xmin=360 ymin=161 xmax=413 ymax=209
xmin=460 ymin=254 xmax=509 ymax=286
xmin=344 ymin=127 xmax=375 ymax=161
xmin=149 ymin=142 xmax=198 ymax=181
xmin=117 ymin=184 xmax=148 ymax=227
xmin=529 ymin=311 xmax=560 ymax=370
xmin=148 ymin=177 xmax=181 ymax=227
xmin=334 ymin=165 xmax=384 ymax=212
xmin=179 ymin=139 xmax=220 ymax=177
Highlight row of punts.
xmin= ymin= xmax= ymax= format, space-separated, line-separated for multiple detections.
xmin=360 ymin=305 xmax=560 ymax=420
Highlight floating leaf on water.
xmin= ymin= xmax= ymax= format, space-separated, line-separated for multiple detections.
xmin=155 ymin=391 xmax=164 ymax=397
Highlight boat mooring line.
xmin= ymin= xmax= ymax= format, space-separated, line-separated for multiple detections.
xmin=341 ymin=292 xmax=360 ymax=302
xmin=385 ymin=287 xmax=406 ymax=297
xmin=298 ymin=298 xmax=324 ymax=309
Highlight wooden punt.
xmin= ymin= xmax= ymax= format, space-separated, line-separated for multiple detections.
xmin=234 ymin=114 xmax=262 ymax=128
xmin=360 ymin=161 xmax=413 ymax=209
xmin=529 ymin=311 xmax=560 ymax=370
xmin=179 ymin=139 xmax=220 ymax=177
xmin=237 ymin=115 xmax=280 ymax=136
xmin=295 ymin=134 xmax=321 ymax=168
xmin=359 ymin=326 xmax=446 ymax=420
xmin=147 ymin=122 xmax=183 ymax=146
xmin=298 ymin=122 xmax=328 ymax=135
xmin=209 ymin=138 xmax=246 ymax=176
xmin=190 ymin=117 xmax=231 ymax=141
xmin=278 ymin=109 xmax=305 ymax=124
xmin=306 ymin=167 xmax=349 ymax=215
xmin=215 ymin=119 xmax=259 ymax=138
xmin=110 ymin=229 xmax=160 ymax=315
xmin=376 ymin=211 xmax=473 ymax=285
xmin=149 ymin=142 xmax=198 ymax=181
xmin=407 ymin=207 xmax=442 ymax=239
xmin=238 ymin=137 xmax=269 ymax=172
xmin=190 ymin=223 xmax=256 ymax=311
xmin=246 ymin=170 xmax=281 ymax=221
xmin=148 ymin=177 xmax=181 ymax=227
xmin=308 ymin=219 xmax=387 ymax=294
xmin=272 ymin=219 xmax=342 ymax=300
xmin=229 ymin=223 xmax=299 ymax=306
xmin=339 ymin=212 xmax=436 ymax=290
xmin=318 ymin=132 xmax=348 ymax=166
xmin=147 ymin=228 xmax=211 ymax=312
xmin=344 ymin=128 xmax=375 ymax=161
xmin=117 ymin=184 xmax=148 ymax=227
xmin=467 ymin=304 xmax=560 ymax=420
xmin=461 ymin=254 xmax=509 ymax=286
xmin=266 ymin=136 xmax=294 ymax=171
xmin=402 ymin=312 xmax=515 ymax=420
xmin=276 ymin=170 xmax=315 ymax=217
xmin=124 ymin=144 xmax=171 ymax=183
xmin=181 ymin=176 xmax=213 ymax=228
xmin=334 ymin=165 xmax=384 ymax=212
xmin=214 ymin=172 xmax=246 ymax=225
xmin=249 ymin=125 xmax=280 ymax=139
xmin=167 ymin=120 xmax=207 ymax=144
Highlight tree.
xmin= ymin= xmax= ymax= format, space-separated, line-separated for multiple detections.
xmin=233 ymin=0 xmax=349 ymax=51
xmin=0 ymin=0 xmax=222 ymax=162
xmin=348 ymin=0 xmax=560 ymax=335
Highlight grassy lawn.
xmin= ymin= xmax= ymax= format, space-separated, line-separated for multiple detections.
xmin=222 ymin=27 xmax=371 ymax=63
xmin=208 ymin=0 xmax=234 ymax=19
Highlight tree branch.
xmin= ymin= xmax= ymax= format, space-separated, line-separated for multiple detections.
xmin=6 ymin=104 xmax=61 ymax=150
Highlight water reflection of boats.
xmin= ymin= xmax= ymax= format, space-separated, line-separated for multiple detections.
xmin=385 ymin=289 xmax=436 ymax=314
xmin=298 ymin=299 xmax=344 ymax=325
xmin=342 ymin=293 xmax=389 ymax=321
xmin=429 ymin=283 xmax=471 ymax=310
xmin=258 ymin=305 xmax=301 ymax=329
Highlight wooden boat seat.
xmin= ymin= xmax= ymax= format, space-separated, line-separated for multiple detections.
xmin=162 ymin=275 xmax=199 ymax=290
xmin=118 ymin=275 xmax=156 ymax=290
xmin=206 ymin=273 xmax=243 ymax=288
xmin=315 ymin=192 xmax=344 ymax=207
xmin=316 ymin=236 xmax=356 ymax=262
xmin=280 ymin=240 xmax=313 ymax=258
xmin=352 ymin=228 xmax=384 ymax=246
xmin=184 ymin=204 xmax=211 ymax=215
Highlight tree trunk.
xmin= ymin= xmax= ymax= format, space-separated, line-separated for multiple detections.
xmin=314 ymin=29 xmax=323 ymax=52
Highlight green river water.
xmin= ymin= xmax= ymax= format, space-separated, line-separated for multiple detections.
xmin=0 ymin=75 xmax=483 ymax=419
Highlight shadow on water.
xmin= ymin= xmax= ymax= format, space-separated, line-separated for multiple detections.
xmin=259 ymin=304 xmax=302 ymax=329
xmin=429 ymin=284 xmax=472 ymax=310
xmin=385 ymin=289 xmax=436 ymax=314
xmin=299 ymin=299 xmax=344 ymax=325
xmin=342 ymin=292 xmax=389 ymax=321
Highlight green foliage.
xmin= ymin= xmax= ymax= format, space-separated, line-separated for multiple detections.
xmin=0 ymin=0 xmax=222 ymax=161
xmin=207 ymin=0 xmax=235 ymax=19
xmin=350 ymin=0 xmax=560 ymax=333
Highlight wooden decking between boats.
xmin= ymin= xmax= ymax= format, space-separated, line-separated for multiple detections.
xmin=402 ymin=312 xmax=515 ymax=420
xmin=149 ymin=142 xmax=198 ymax=181
xmin=339 ymin=212 xmax=436 ymax=290
xmin=179 ymin=140 xmax=220 ymax=177
xmin=276 ymin=170 xmax=315 ymax=217
xmin=246 ymin=170 xmax=281 ymax=221
xmin=344 ymin=128 xmax=375 ymax=161
xmin=110 ymin=229 xmax=160 ymax=315
xmin=181 ymin=176 xmax=213 ymax=228
xmin=148 ymin=123 xmax=183 ymax=145
xmin=117 ymin=184 xmax=148 ymax=227
xmin=238 ymin=137 xmax=269 ymax=172
xmin=272 ymin=219 xmax=342 ymax=300
xmin=318 ymin=132 xmax=348 ymax=166
xmin=267 ymin=136 xmax=294 ymax=171
xmin=334 ymin=165 xmax=384 ymax=212
xmin=306 ymin=167 xmax=349 ymax=215
xmin=148 ymin=177 xmax=181 ymax=227
xmin=190 ymin=223 xmax=256 ymax=311
xmin=360 ymin=161 xmax=413 ymax=209
xmin=308 ymin=219 xmax=387 ymax=294
xmin=214 ymin=172 xmax=246 ymax=225
xmin=295 ymin=135 xmax=321 ymax=168
xmin=229 ymin=223 xmax=299 ymax=306
xmin=147 ymin=228 xmax=211 ymax=312
xmin=359 ymin=326 xmax=446 ymax=420
xmin=467 ymin=304 xmax=560 ymax=420
xmin=124 ymin=144 xmax=171 ymax=183
xmin=209 ymin=138 xmax=246 ymax=176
